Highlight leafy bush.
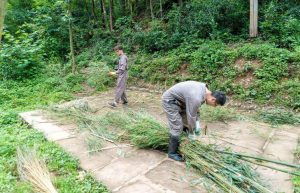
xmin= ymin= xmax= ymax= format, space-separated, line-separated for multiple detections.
xmin=167 ymin=0 xmax=248 ymax=39
xmin=189 ymin=41 xmax=232 ymax=83
xmin=86 ymin=62 xmax=115 ymax=91
xmin=0 ymin=31 xmax=44 ymax=80
xmin=64 ymin=73 xmax=85 ymax=88
xmin=256 ymin=109 xmax=300 ymax=125
xmin=200 ymin=106 xmax=238 ymax=123
xmin=260 ymin=0 xmax=300 ymax=48
xmin=276 ymin=79 xmax=300 ymax=109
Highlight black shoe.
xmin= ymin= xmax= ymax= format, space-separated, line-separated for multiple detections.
xmin=183 ymin=127 xmax=189 ymax=134
xmin=168 ymin=135 xmax=184 ymax=162
xmin=168 ymin=153 xmax=184 ymax=162
xmin=122 ymin=101 xmax=128 ymax=105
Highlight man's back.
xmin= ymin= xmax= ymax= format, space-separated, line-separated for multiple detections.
xmin=162 ymin=81 xmax=207 ymax=105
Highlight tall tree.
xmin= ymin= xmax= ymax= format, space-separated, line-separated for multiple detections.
xmin=84 ymin=0 xmax=91 ymax=22
xmin=119 ymin=0 xmax=125 ymax=15
xmin=178 ymin=0 xmax=183 ymax=7
xmin=91 ymin=0 xmax=97 ymax=24
xmin=0 ymin=0 xmax=7 ymax=44
xmin=100 ymin=0 xmax=108 ymax=29
xmin=109 ymin=0 xmax=113 ymax=31
xmin=159 ymin=0 xmax=163 ymax=18
xmin=67 ymin=1 xmax=76 ymax=73
xmin=149 ymin=0 xmax=154 ymax=19
xmin=128 ymin=0 xmax=133 ymax=16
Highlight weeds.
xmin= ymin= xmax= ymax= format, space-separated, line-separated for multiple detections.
xmin=0 ymin=75 xmax=109 ymax=193
xmin=0 ymin=112 xmax=109 ymax=193
xmin=200 ymin=106 xmax=239 ymax=123
xmin=256 ymin=108 xmax=300 ymax=125
xmin=294 ymin=138 xmax=300 ymax=193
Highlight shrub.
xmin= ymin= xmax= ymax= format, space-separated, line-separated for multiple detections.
xmin=0 ymin=31 xmax=44 ymax=80
xmin=86 ymin=62 xmax=115 ymax=91
xmin=260 ymin=0 xmax=300 ymax=48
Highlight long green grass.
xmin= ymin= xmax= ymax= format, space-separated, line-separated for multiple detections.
xmin=255 ymin=108 xmax=300 ymax=125
xmin=294 ymin=137 xmax=300 ymax=193
xmin=50 ymin=107 xmax=275 ymax=193
xmin=0 ymin=76 xmax=109 ymax=193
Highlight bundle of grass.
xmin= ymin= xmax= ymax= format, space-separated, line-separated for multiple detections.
xmin=102 ymin=112 xmax=271 ymax=192
xmin=181 ymin=142 xmax=273 ymax=193
xmin=48 ymin=108 xmax=300 ymax=192
xmin=102 ymin=112 xmax=169 ymax=150
xmin=17 ymin=147 xmax=58 ymax=193
xmin=95 ymin=112 xmax=300 ymax=192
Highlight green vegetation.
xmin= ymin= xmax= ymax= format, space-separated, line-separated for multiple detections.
xmin=0 ymin=73 xmax=109 ymax=192
xmin=295 ymin=138 xmax=300 ymax=193
xmin=1 ymin=0 xmax=300 ymax=191
xmin=200 ymin=106 xmax=239 ymax=123
xmin=0 ymin=112 xmax=109 ymax=193
xmin=130 ymin=41 xmax=300 ymax=109
xmin=1 ymin=0 xmax=299 ymax=109
xmin=256 ymin=108 xmax=300 ymax=125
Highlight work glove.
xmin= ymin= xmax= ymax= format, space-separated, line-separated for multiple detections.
xmin=108 ymin=71 xmax=117 ymax=76
xmin=188 ymin=132 xmax=196 ymax=141
xmin=195 ymin=121 xmax=201 ymax=136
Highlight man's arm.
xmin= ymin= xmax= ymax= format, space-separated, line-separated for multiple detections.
xmin=186 ymin=97 xmax=201 ymax=133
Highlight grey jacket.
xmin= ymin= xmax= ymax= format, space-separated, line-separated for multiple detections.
xmin=162 ymin=81 xmax=207 ymax=130
xmin=116 ymin=54 xmax=128 ymax=75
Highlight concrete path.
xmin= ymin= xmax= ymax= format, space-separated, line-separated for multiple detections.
xmin=20 ymin=110 xmax=207 ymax=193
xmin=20 ymin=89 xmax=299 ymax=193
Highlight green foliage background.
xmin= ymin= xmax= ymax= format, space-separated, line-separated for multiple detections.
xmin=1 ymin=0 xmax=300 ymax=191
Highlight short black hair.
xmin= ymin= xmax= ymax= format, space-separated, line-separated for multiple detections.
xmin=212 ymin=91 xmax=226 ymax=106
xmin=113 ymin=45 xmax=123 ymax=51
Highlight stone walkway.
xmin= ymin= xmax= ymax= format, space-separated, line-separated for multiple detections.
xmin=20 ymin=90 xmax=299 ymax=193
xmin=20 ymin=110 xmax=207 ymax=193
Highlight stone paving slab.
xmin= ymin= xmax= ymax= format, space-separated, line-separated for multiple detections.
xmin=20 ymin=111 xmax=72 ymax=141
xmin=94 ymin=149 xmax=166 ymax=190
xmin=57 ymin=137 xmax=116 ymax=171
xmin=256 ymin=130 xmax=298 ymax=193
xmin=116 ymin=177 xmax=168 ymax=193
xmin=145 ymin=160 xmax=207 ymax=193
xmin=117 ymin=181 xmax=163 ymax=193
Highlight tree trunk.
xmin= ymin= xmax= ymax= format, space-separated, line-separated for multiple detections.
xmin=68 ymin=2 xmax=76 ymax=74
xmin=178 ymin=0 xmax=183 ymax=7
xmin=91 ymin=0 xmax=97 ymax=23
xmin=159 ymin=0 xmax=163 ymax=18
xmin=149 ymin=0 xmax=154 ymax=19
xmin=101 ymin=0 xmax=108 ymax=29
xmin=129 ymin=0 xmax=133 ymax=16
xmin=0 ymin=0 xmax=7 ymax=44
xmin=109 ymin=0 xmax=113 ymax=31
xmin=84 ymin=0 xmax=91 ymax=22
xmin=119 ymin=0 xmax=125 ymax=15
xmin=249 ymin=0 xmax=258 ymax=37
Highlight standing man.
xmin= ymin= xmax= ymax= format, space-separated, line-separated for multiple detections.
xmin=162 ymin=81 xmax=226 ymax=162
xmin=108 ymin=45 xmax=129 ymax=107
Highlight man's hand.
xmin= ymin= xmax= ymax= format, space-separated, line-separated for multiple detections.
xmin=188 ymin=133 xmax=196 ymax=141
xmin=195 ymin=127 xmax=201 ymax=136
xmin=195 ymin=121 xmax=201 ymax=136
xmin=108 ymin=71 xmax=117 ymax=76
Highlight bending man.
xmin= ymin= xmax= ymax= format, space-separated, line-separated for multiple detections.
xmin=162 ymin=81 xmax=226 ymax=162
